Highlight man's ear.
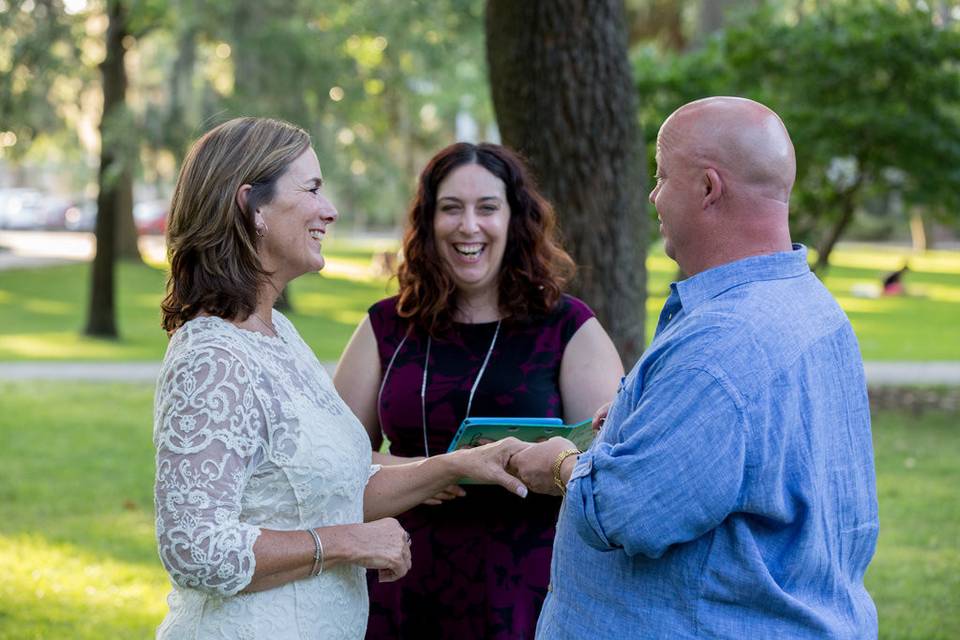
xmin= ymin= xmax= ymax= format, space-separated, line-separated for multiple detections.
xmin=702 ymin=168 xmax=723 ymax=210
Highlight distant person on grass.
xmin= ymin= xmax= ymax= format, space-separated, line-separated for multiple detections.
xmin=510 ymin=97 xmax=880 ymax=639
xmin=153 ymin=117 xmax=529 ymax=639
xmin=882 ymin=261 xmax=909 ymax=296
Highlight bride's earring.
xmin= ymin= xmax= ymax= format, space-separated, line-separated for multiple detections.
xmin=255 ymin=212 xmax=268 ymax=238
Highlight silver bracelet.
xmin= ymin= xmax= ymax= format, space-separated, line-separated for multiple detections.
xmin=307 ymin=528 xmax=324 ymax=577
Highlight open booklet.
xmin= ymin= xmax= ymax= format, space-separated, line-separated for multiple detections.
xmin=446 ymin=416 xmax=596 ymax=455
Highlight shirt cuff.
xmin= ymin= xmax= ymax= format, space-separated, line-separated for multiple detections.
xmin=568 ymin=451 xmax=615 ymax=550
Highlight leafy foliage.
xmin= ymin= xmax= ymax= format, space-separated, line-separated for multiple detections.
xmin=0 ymin=0 xmax=89 ymax=162
xmin=1 ymin=0 xmax=495 ymax=226
xmin=635 ymin=1 xmax=960 ymax=262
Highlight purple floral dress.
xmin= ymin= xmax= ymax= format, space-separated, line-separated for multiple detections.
xmin=365 ymin=294 xmax=595 ymax=640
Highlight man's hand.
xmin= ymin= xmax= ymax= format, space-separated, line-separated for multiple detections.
xmin=592 ymin=401 xmax=612 ymax=434
xmin=508 ymin=437 xmax=579 ymax=496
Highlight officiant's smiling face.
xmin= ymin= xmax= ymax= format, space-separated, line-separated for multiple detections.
xmin=433 ymin=163 xmax=511 ymax=299
xmin=399 ymin=141 xmax=574 ymax=326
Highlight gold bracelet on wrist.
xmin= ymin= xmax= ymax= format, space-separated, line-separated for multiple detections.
xmin=552 ymin=448 xmax=581 ymax=496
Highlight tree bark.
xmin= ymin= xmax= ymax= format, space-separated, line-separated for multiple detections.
xmin=85 ymin=0 xmax=131 ymax=337
xmin=486 ymin=0 xmax=647 ymax=367
xmin=115 ymin=169 xmax=140 ymax=260
xmin=813 ymin=188 xmax=858 ymax=274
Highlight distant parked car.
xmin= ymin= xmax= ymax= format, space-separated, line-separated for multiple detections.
xmin=38 ymin=197 xmax=82 ymax=230
xmin=64 ymin=200 xmax=96 ymax=231
xmin=0 ymin=188 xmax=45 ymax=229
xmin=0 ymin=189 xmax=91 ymax=230
xmin=134 ymin=199 xmax=169 ymax=235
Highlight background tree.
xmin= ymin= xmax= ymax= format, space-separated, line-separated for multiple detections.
xmin=4 ymin=0 xmax=500 ymax=340
xmin=636 ymin=0 xmax=960 ymax=270
xmin=85 ymin=0 xmax=131 ymax=337
xmin=0 ymin=0 xmax=85 ymax=173
xmin=85 ymin=0 xmax=172 ymax=337
xmin=486 ymin=0 xmax=648 ymax=366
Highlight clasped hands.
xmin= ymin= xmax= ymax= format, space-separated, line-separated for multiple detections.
xmin=454 ymin=401 xmax=611 ymax=498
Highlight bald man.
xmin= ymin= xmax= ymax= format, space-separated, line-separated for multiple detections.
xmin=511 ymin=97 xmax=878 ymax=639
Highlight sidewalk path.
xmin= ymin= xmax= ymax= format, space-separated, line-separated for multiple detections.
xmin=862 ymin=362 xmax=960 ymax=386
xmin=0 ymin=361 xmax=957 ymax=386
xmin=0 ymin=230 xmax=166 ymax=269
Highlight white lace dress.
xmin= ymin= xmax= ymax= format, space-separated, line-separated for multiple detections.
xmin=153 ymin=313 xmax=378 ymax=639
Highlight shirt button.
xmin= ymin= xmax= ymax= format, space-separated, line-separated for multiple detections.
xmin=547 ymin=582 xmax=553 ymax=592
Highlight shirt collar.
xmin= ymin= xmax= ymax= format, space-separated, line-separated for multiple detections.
xmin=673 ymin=244 xmax=810 ymax=312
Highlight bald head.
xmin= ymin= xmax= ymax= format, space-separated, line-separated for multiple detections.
xmin=660 ymin=96 xmax=796 ymax=203
xmin=650 ymin=96 xmax=796 ymax=275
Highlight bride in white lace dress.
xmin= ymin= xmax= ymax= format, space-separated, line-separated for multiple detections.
xmin=154 ymin=117 xmax=529 ymax=640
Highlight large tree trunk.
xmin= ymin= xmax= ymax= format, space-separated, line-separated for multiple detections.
xmin=85 ymin=0 xmax=131 ymax=337
xmin=486 ymin=0 xmax=647 ymax=367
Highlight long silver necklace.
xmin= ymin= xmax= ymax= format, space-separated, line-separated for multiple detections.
xmin=377 ymin=320 xmax=502 ymax=457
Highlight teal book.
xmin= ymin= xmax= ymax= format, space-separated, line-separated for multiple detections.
xmin=446 ymin=416 xmax=596 ymax=454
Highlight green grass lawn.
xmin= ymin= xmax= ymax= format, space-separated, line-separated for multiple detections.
xmin=0 ymin=240 xmax=958 ymax=361
xmin=867 ymin=409 xmax=960 ymax=639
xmin=0 ymin=382 xmax=956 ymax=638
xmin=0 ymin=238 xmax=398 ymax=362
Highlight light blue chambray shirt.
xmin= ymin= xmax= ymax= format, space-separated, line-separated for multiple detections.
xmin=537 ymin=245 xmax=879 ymax=639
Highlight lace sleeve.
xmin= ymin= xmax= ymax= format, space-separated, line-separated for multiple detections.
xmin=153 ymin=346 xmax=266 ymax=597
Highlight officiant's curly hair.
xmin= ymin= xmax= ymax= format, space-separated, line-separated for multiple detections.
xmin=161 ymin=117 xmax=310 ymax=334
xmin=396 ymin=142 xmax=576 ymax=334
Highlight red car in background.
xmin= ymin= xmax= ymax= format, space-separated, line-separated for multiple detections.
xmin=133 ymin=199 xmax=169 ymax=235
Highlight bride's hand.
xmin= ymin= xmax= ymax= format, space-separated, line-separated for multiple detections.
xmin=345 ymin=517 xmax=412 ymax=582
xmin=450 ymin=437 xmax=531 ymax=497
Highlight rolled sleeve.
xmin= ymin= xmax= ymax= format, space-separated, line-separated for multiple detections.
xmin=566 ymin=367 xmax=745 ymax=558
xmin=568 ymin=454 xmax=613 ymax=549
